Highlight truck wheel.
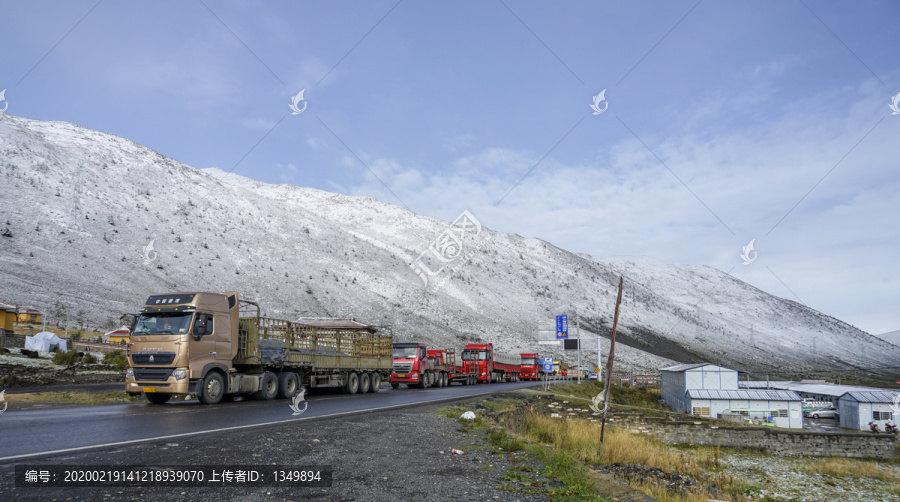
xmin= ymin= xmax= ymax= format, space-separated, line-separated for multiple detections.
xmin=255 ymin=372 xmax=278 ymax=400
xmin=358 ymin=372 xmax=371 ymax=394
xmin=369 ymin=372 xmax=382 ymax=392
xmin=145 ymin=392 xmax=172 ymax=404
xmin=418 ymin=372 xmax=429 ymax=389
xmin=391 ymin=382 xmax=399 ymax=389
xmin=198 ymin=372 xmax=225 ymax=405
xmin=343 ymin=372 xmax=359 ymax=394
xmin=277 ymin=372 xmax=299 ymax=399
xmin=442 ymin=372 xmax=448 ymax=387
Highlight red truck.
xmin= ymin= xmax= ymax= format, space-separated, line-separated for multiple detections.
xmin=390 ymin=342 xmax=476 ymax=388
xmin=519 ymin=352 xmax=541 ymax=380
xmin=462 ymin=343 xmax=522 ymax=383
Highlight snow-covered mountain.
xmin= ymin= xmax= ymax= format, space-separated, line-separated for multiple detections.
xmin=2 ymin=114 xmax=898 ymax=378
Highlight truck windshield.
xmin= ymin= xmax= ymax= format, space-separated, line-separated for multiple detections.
xmin=521 ymin=357 xmax=536 ymax=365
xmin=462 ymin=349 xmax=488 ymax=361
xmin=393 ymin=346 xmax=419 ymax=358
xmin=133 ymin=313 xmax=193 ymax=335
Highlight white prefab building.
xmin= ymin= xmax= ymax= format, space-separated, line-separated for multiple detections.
xmin=661 ymin=363 xmax=739 ymax=414
xmin=838 ymin=390 xmax=899 ymax=431
xmin=686 ymin=389 xmax=804 ymax=428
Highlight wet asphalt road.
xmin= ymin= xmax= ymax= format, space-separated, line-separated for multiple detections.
xmin=0 ymin=381 xmax=541 ymax=462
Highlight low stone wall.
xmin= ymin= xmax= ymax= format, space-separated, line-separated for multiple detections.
xmin=492 ymin=395 xmax=900 ymax=460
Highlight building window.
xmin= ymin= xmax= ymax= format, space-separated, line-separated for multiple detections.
xmin=775 ymin=409 xmax=788 ymax=418
xmin=873 ymin=411 xmax=893 ymax=421
xmin=692 ymin=407 xmax=710 ymax=416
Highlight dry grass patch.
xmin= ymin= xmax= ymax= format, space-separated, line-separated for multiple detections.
xmin=802 ymin=457 xmax=900 ymax=482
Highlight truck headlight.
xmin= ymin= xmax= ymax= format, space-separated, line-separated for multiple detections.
xmin=173 ymin=369 xmax=187 ymax=380
xmin=125 ymin=369 xmax=134 ymax=379
xmin=411 ymin=373 xmax=418 ymax=380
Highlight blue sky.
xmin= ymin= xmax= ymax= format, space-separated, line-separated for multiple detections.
xmin=2 ymin=0 xmax=898 ymax=334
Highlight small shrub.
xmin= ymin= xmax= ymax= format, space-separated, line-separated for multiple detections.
xmin=82 ymin=353 xmax=98 ymax=364
xmin=52 ymin=350 xmax=81 ymax=366
xmin=103 ymin=350 xmax=129 ymax=370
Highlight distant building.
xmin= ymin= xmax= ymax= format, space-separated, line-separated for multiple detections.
xmin=0 ymin=302 xmax=15 ymax=333
xmin=103 ymin=326 xmax=131 ymax=345
xmin=15 ymin=305 xmax=43 ymax=324
xmin=838 ymin=390 xmax=900 ymax=431
xmin=661 ymin=363 xmax=803 ymax=428
xmin=661 ymin=363 xmax=739 ymax=413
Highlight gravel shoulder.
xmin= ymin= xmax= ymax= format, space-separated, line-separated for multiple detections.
xmin=0 ymin=392 xmax=607 ymax=502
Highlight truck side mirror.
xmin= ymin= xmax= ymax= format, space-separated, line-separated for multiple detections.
xmin=194 ymin=318 xmax=207 ymax=338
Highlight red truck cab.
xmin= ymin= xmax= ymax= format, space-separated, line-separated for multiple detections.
xmin=520 ymin=352 xmax=540 ymax=380
xmin=391 ymin=342 xmax=429 ymax=388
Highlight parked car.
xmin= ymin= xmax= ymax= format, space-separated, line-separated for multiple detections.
xmin=804 ymin=406 xmax=839 ymax=419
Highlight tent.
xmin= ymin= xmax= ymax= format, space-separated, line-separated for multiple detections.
xmin=24 ymin=331 xmax=67 ymax=352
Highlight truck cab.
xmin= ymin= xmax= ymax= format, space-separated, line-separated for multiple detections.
xmin=391 ymin=342 xmax=432 ymax=388
xmin=520 ymin=352 xmax=540 ymax=380
xmin=125 ymin=292 xmax=239 ymax=403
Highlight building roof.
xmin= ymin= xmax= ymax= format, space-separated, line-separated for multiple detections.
xmin=765 ymin=382 xmax=887 ymax=398
xmin=687 ymin=389 xmax=802 ymax=401
xmin=660 ymin=363 xmax=712 ymax=372
xmin=103 ymin=326 xmax=131 ymax=337
xmin=660 ymin=363 xmax=736 ymax=373
xmin=839 ymin=390 xmax=900 ymax=403
xmin=296 ymin=317 xmax=376 ymax=332
xmin=16 ymin=306 xmax=43 ymax=315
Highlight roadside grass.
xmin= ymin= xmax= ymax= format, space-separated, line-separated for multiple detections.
xmin=4 ymin=391 xmax=142 ymax=404
xmin=523 ymin=413 xmax=760 ymax=501
xmin=801 ymin=457 xmax=900 ymax=482
xmin=438 ymin=401 xmax=610 ymax=501
xmin=481 ymin=398 xmax=522 ymax=412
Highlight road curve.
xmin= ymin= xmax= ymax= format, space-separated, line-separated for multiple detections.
xmin=0 ymin=381 xmax=542 ymax=462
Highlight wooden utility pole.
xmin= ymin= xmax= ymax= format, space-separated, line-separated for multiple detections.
xmin=600 ymin=277 xmax=623 ymax=444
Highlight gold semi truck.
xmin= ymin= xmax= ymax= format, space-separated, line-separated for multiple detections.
xmin=125 ymin=292 xmax=392 ymax=404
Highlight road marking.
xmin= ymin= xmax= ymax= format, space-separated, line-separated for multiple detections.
xmin=0 ymin=388 xmax=506 ymax=462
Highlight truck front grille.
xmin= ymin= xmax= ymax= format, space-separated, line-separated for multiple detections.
xmin=133 ymin=369 xmax=174 ymax=381
xmin=131 ymin=352 xmax=177 ymax=365
xmin=392 ymin=362 xmax=413 ymax=374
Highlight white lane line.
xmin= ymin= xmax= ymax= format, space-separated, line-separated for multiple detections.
xmin=0 ymin=389 xmax=500 ymax=462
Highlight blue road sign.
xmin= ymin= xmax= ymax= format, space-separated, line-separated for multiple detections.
xmin=556 ymin=315 xmax=568 ymax=339
xmin=543 ymin=362 xmax=553 ymax=372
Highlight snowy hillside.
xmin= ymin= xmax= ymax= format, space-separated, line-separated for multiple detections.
xmin=1 ymin=114 xmax=898 ymax=378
